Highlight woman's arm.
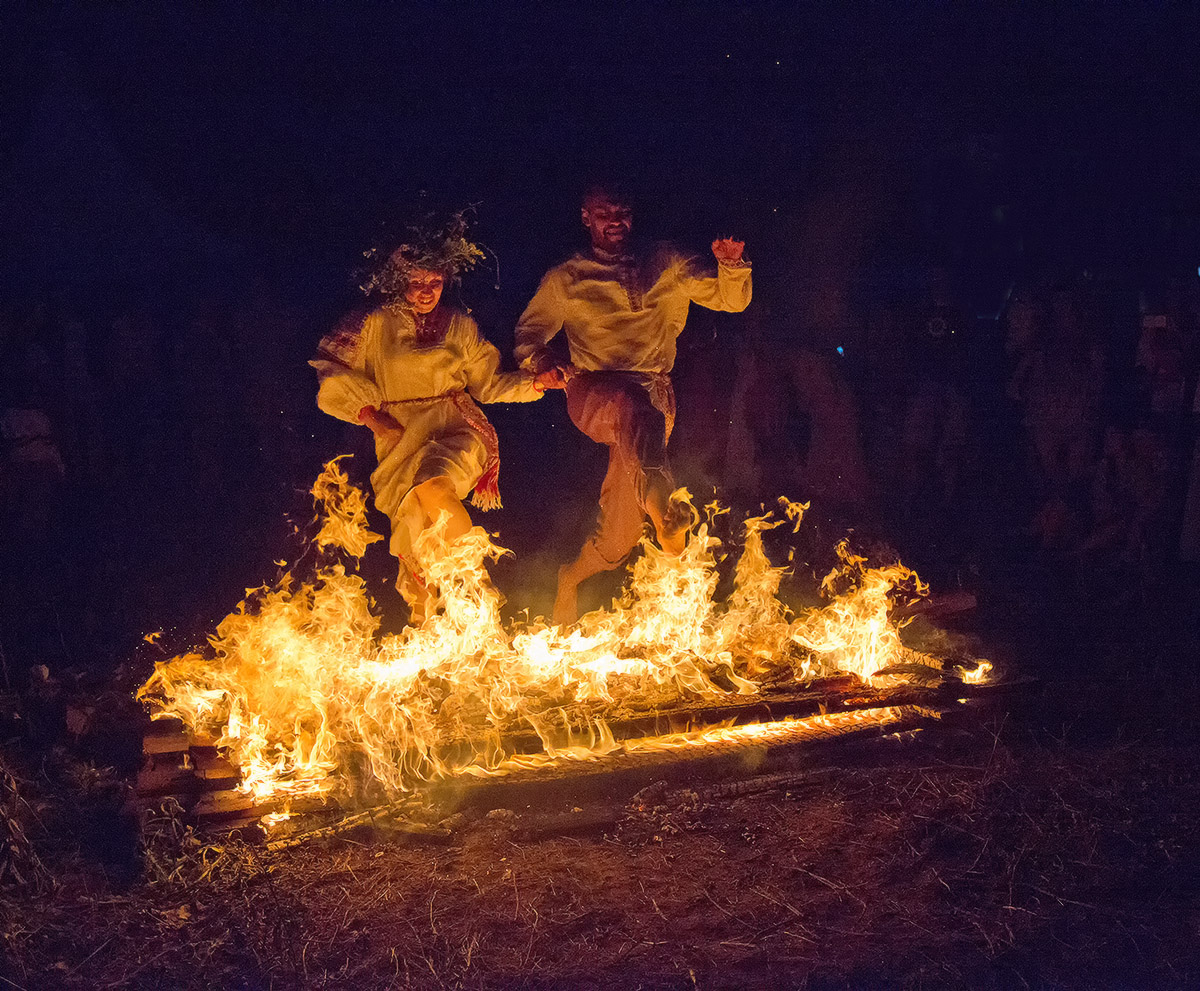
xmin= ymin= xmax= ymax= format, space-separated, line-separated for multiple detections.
xmin=309 ymin=311 xmax=385 ymax=423
xmin=460 ymin=317 xmax=549 ymax=404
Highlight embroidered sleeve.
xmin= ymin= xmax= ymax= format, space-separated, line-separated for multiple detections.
xmin=309 ymin=309 xmax=383 ymax=423
xmin=313 ymin=308 xmax=370 ymax=370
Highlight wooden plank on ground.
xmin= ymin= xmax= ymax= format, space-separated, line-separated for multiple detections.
xmin=191 ymin=750 xmax=239 ymax=780
xmin=193 ymin=790 xmax=257 ymax=817
xmin=143 ymin=733 xmax=190 ymax=755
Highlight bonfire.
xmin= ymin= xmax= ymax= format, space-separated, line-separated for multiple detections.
xmin=136 ymin=458 xmax=983 ymax=825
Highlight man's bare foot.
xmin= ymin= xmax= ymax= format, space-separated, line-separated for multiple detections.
xmin=657 ymin=525 xmax=687 ymax=556
xmin=553 ymin=563 xmax=579 ymax=627
xmin=653 ymin=491 xmax=693 ymax=556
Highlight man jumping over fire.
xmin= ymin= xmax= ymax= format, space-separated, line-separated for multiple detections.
xmin=311 ymin=213 xmax=563 ymax=623
xmin=515 ymin=181 xmax=752 ymax=625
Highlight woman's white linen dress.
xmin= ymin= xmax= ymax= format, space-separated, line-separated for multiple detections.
xmin=310 ymin=304 xmax=542 ymax=599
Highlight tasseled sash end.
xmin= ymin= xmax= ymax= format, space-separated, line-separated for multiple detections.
xmin=447 ymin=391 xmax=503 ymax=511
xmin=470 ymin=460 xmax=502 ymax=511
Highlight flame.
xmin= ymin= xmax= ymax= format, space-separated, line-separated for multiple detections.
xmin=465 ymin=706 xmax=923 ymax=780
xmin=311 ymin=455 xmax=383 ymax=559
xmin=137 ymin=460 xmax=947 ymax=808
xmin=790 ymin=539 xmax=928 ymax=683
xmin=959 ymin=660 xmax=993 ymax=685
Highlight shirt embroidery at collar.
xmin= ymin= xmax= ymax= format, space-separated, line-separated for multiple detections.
xmin=617 ymin=259 xmax=644 ymax=312
xmin=590 ymin=248 xmax=643 ymax=312
xmin=412 ymin=305 xmax=451 ymax=347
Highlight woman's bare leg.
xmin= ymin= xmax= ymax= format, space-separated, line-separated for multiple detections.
xmin=400 ymin=477 xmax=474 ymax=623
xmin=412 ymin=476 xmax=472 ymax=544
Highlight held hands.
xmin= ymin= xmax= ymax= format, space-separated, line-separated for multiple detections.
xmin=711 ymin=237 xmax=746 ymax=265
xmin=357 ymin=406 xmax=405 ymax=444
xmin=533 ymin=364 xmax=574 ymax=391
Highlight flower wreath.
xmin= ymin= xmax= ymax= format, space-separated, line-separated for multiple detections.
xmin=359 ymin=210 xmax=485 ymax=311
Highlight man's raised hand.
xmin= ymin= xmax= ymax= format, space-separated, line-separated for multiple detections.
xmin=711 ymin=238 xmax=746 ymax=265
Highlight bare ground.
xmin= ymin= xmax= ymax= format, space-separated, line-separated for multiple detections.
xmin=3 ymin=684 xmax=1200 ymax=991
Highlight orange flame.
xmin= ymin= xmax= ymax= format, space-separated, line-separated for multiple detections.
xmin=137 ymin=460 xmax=954 ymax=808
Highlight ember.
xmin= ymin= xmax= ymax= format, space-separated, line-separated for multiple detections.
xmin=136 ymin=459 xmax=961 ymax=817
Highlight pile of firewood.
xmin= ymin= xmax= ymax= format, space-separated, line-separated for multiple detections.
xmin=136 ymin=717 xmax=257 ymax=823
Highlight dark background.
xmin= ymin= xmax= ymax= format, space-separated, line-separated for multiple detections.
xmin=2 ymin=3 xmax=1199 ymax=678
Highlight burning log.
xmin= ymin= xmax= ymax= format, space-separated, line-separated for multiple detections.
xmin=134 ymin=463 xmax=984 ymax=831
xmin=430 ymin=703 xmax=945 ymax=818
xmin=259 ymin=702 xmax=944 ymax=851
xmin=136 ymin=666 xmax=956 ymax=827
xmin=435 ymin=671 xmax=945 ymax=766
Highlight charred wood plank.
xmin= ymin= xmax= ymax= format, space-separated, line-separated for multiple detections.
xmin=433 ymin=704 xmax=941 ymax=813
xmin=439 ymin=675 xmax=932 ymax=761
xmin=192 ymin=790 xmax=257 ymax=817
xmin=512 ymin=807 xmax=622 ymax=841
xmin=190 ymin=749 xmax=239 ymax=780
xmin=142 ymin=732 xmax=190 ymax=755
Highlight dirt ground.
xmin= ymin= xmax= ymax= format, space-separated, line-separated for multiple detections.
xmin=4 ymin=663 xmax=1200 ymax=991
xmin=4 ymin=570 xmax=1200 ymax=991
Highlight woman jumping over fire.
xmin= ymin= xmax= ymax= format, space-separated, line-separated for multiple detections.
xmin=310 ymin=213 xmax=563 ymax=623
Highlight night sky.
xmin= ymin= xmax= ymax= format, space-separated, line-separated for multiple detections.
xmin=2 ymin=3 xmax=1200 ymax=665
xmin=4 ymin=3 xmax=1199 ymax=310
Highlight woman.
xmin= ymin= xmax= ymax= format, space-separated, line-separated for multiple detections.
xmin=310 ymin=218 xmax=562 ymax=621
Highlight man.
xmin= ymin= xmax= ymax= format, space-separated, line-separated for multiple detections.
xmin=515 ymin=181 xmax=752 ymax=624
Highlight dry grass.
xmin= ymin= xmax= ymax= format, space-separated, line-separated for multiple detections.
xmin=2 ymin=707 xmax=1199 ymax=990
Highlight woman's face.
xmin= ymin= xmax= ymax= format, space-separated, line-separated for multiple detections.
xmin=405 ymin=268 xmax=445 ymax=314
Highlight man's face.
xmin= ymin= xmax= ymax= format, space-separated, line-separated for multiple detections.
xmin=582 ymin=195 xmax=633 ymax=254
xmin=404 ymin=268 xmax=445 ymax=314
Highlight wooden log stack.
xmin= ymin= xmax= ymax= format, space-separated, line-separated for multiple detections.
xmin=135 ymin=717 xmax=261 ymax=824
xmin=134 ymin=652 xmax=1008 ymax=833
